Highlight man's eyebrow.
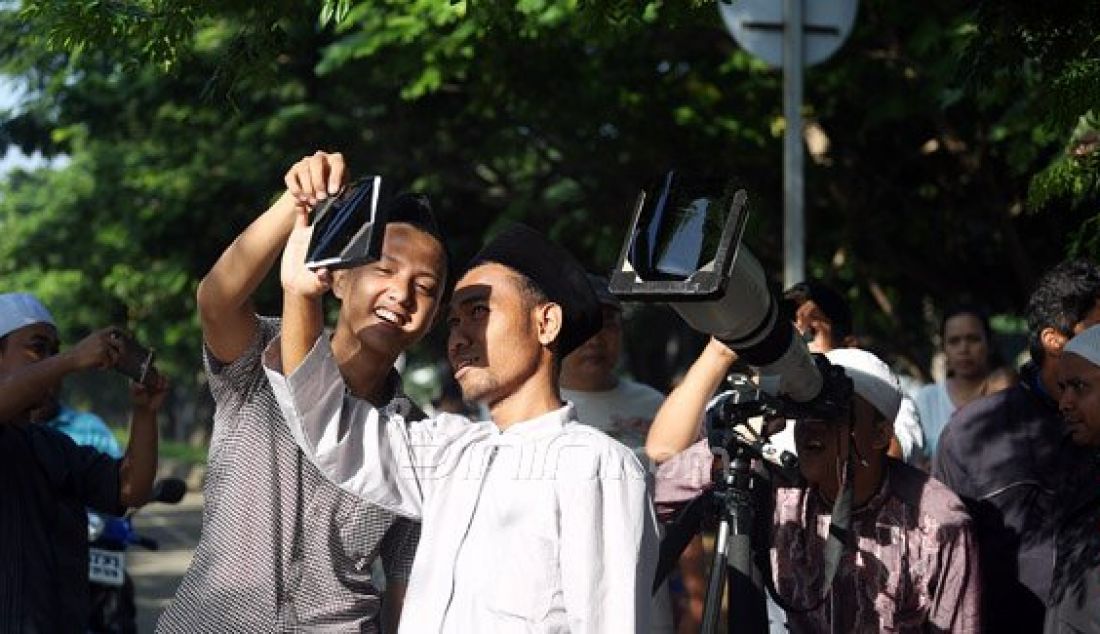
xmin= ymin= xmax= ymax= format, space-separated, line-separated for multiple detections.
xmin=456 ymin=290 xmax=490 ymax=306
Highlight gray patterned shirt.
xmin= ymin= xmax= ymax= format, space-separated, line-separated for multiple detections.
xmin=157 ymin=318 xmax=419 ymax=633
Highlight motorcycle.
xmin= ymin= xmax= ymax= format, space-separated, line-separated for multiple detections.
xmin=86 ymin=478 xmax=188 ymax=633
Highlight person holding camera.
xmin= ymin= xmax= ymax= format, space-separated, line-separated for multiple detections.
xmin=266 ymin=222 xmax=658 ymax=632
xmin=645 ymin=338 xmax=980 ymax=632
xmin=0 ymin=292 xmax=163 ymax=633
xmin=158 ymin=152 xmax=435 ymax=632
xmin=783 ymin=280 xmax=926 ymax=466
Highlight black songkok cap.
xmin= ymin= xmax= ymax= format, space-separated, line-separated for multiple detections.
xmin=465 ymin=223 xmax=602 ymax=358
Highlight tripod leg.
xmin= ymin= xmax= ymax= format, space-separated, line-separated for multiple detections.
xmin=726 ymin=530 xmax=768 ymax=634
xmin=702 ymin=517 xmax=730 ymax=634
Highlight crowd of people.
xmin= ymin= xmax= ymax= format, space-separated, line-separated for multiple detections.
xmin=2 ymin=150 xmax=1098 ymax=633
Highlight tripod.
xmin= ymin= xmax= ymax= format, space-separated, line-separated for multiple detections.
xmin=655 ymin=430 xmax=776 ymax=634
xmin=654 ymin=393 xmax=853 ymax=634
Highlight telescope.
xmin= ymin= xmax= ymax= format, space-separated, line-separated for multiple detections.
xmin=610 ymin=171 xmax=854 ymax=634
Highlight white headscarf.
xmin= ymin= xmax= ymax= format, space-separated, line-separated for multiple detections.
xmin=825 ymin=348 xmax=903 ymax=421
xmin=0 ymin=293 xmax=56 ymax=339
xmin=1064 ymin=324 xmax=1100 ymax=368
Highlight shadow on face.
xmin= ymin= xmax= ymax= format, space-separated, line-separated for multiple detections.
xmin=1058 ymin=352 xmax=1100 ymax=447
xmin=446 ymin=264 xmax=550 ymax=406
xmin=793 ymin=397 xmax=888 ymax=492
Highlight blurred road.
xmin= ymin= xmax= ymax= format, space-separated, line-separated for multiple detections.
xmin=128 ymin=491 xmax=202 ymax=632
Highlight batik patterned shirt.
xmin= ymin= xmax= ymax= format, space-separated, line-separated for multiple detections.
xmin=771 ymin=458 xmax=980 ymax=633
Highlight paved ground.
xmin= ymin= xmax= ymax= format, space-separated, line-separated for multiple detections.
xmin=128 ymin=491 xmax=203 ymax=632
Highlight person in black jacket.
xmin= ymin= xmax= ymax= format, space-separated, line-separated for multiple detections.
xmin=934 ymin=259 xmax=1100 ymax=632
xmin=1045 ymin=324 xmax=1100 ymax=634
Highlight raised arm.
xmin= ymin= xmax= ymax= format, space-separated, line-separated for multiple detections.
xmin=0 ymin=328 xmax=120 ymax=425
xmin=645 ymin=337 xmax=738 ymax=463
xmin=278 ymin=194 xmax=330 ymax=376
xmin=197 ymin=152 xmax=345 ymax=364
xmin=264 ymin=333 xmax=443 ymax=520
xmin=117 ymin=375 xmax=168 ymax=507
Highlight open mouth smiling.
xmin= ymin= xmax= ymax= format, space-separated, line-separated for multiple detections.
xmin=374 ymin=307 xmax=409 ymax=327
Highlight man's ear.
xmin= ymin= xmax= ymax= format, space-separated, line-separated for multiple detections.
xmin=1041 ymin=326 xmax=1069 ymax=359
xmin=535 ymin=302 xmax=563 ymax=347
xmin=331 ymin=270 xmax=349 ymax=301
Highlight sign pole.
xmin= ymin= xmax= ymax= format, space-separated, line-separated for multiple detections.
xmin=782 ymin=0 xmax=804 ymax=288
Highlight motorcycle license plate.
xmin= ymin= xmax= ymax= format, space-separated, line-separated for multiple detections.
xmin=88 ymin=548 xmax=126 ymax=587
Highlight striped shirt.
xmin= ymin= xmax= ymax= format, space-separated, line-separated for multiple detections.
xmin=157 ymin=318 xmax=419 ymax=633
xmin=0 ymin=423 xmax=120 ymax=633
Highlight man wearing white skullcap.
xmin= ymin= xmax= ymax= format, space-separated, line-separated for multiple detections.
xmin=1044 ymin=325 xmax=1100 ymax=634
xmin=0 ymin=292 xmax=165 ymax=632
xmin=934 ymin=260 xmax=1100 ymax=632
xmin=647 ymin=338 xmax=980 ymax=632
xmin=1056 ymin=324 xmax=1100 ymax=446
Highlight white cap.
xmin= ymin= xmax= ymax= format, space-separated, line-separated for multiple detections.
xmin=825 ymin=348 xmax=903 ymax=422
xmin=1064 ymin=324 xmax=1100 ymax=368
xmin=0 ymin=293 xmax=56 ymax=339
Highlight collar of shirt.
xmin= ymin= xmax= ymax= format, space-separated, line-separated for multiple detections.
xmin=484 ymin=403 xmax=575 ymax=446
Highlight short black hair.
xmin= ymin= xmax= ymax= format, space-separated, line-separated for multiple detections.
xmin=782 ymin=280 xmax=853 ymax=341
xmin=512 ymin=269 xmax=551 ymax=312
xmin=385 ymin=192 xmax=453 ymax=303
xmin=1026 ymin=259 xmax=1100 ymax=364
xmin=508 ymin=268 xmax=564 ymax=371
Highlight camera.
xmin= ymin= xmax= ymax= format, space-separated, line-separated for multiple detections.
xmin=109 ymin=329 xmax=159 ymax=387
xmin=305 ymin=175 xmax=386 ymax=271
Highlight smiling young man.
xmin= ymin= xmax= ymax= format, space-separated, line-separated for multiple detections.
xmin=266 ymin=223 xmax=659 ymax=633
xmin=158 ymin=152 xmax=441 ymax=632
xmin=645 ymin=339 xmax=980 ymax=632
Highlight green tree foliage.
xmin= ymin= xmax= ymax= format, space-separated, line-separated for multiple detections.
xmin=965 ymin=0 xmax=1100 ymax=254
xmin=1 ymin=0 xmax=1096 ymax=436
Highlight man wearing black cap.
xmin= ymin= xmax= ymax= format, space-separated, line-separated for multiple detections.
xmin=266 ymin=224 xmax=659 ymax=632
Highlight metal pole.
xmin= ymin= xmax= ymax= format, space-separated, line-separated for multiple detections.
xmin=782 ymin=0 xmax=804 ymax=288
